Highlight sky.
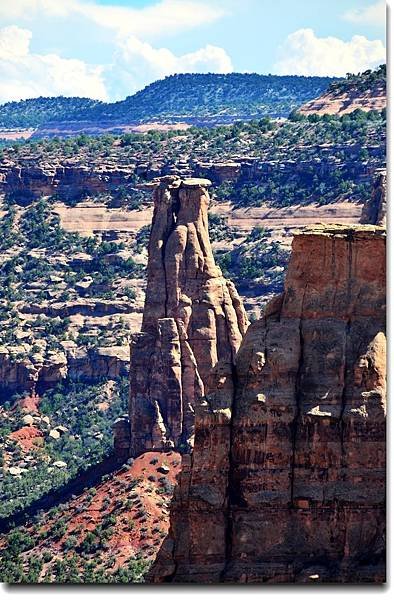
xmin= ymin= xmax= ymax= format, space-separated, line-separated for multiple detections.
xmin=0 ymin=0 xmax=387 ymax=104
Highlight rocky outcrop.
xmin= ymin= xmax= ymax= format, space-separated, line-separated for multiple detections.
xmin=194 ymin=162 xmax=241 ymax=184
xmin=0 ymin=144 xmax=385 ymax=206
xmin=66 ymin=345 xmax=130 ymax=383
xmin=0 ymin=346 xmax=42 ymax=397
xmin=0 ymin=345 xmax=129 ymax=397
xmin=152 ymin=224 xmax=386 ymax=583
xmin=112 ymin=415 xmax=132 ymax=459
xmin=126 ymin=176 xmax=248 ymax=457
xmin=0 ymin=161 xmax=137 ymax=202
xmin=298 ymin=84 xmax=386 ymax=116
xmin=361 ymin=168 xmax=386 ymax=227
xmin=19 ymin=299 xmax=137 ymax=318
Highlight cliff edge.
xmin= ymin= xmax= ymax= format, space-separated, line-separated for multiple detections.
xmin=151 ymin=224 xmax=386 ymax=583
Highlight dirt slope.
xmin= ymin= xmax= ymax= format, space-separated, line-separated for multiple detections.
xmin=0 ymin=451 xmax=181 ymax=583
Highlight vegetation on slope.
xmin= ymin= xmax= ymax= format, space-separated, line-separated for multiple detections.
xmin=86 ymin=73 xmax=336 ymax=122
xmin=0 ymin=378 xmax=128 ymax=519
xmin=0 ymin=108 xmax=386 ymax=361
xmin=0 ymin=97 xmax=103 ymax=129
xmin=0 ymin=197 xmax=143 ymax=346
xmin=297 ymin=65 xmax=387 ymax=116
xmin=0 ymin=200 xmax=142 ymax=396
xmin=215 ymin=226 xmax=290 ymax=297
xmin=1 ymin=108 xmax=386 ymax=208
xmin=327 ymin=64 xmax=386 ymax=96
xmin=0 ymin=73 xmax=336 ymax=128
xmin=0 ymin=451 xmax=180 ymax=582
xmin=223 ymin=110 xmax=385 ymax=207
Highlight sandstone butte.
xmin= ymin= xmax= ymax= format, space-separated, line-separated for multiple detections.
xmin=149 ymin=223 xmax=386 ymax=584
xmin=113 ymin=176 xmax=249 ymax=458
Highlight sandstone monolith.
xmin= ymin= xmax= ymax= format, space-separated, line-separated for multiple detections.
xmin=152 ymin=224 xmax=386 ymax=584
xmin=124 ymin=176 xmax=248 ymax=457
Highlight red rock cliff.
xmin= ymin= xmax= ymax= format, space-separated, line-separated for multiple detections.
xmin=123 ymin=176 xmax=248 ymax=457
xmin=151 ymin=224 xmax=386 ymax=583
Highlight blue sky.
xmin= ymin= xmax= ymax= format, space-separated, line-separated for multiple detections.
xmin=0 ymin=0 xmax=386 ymax=103
xmin=92 ymin=0 xmax=386 ymax=72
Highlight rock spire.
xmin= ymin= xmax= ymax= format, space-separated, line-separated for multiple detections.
xmin=123 ymin=176 xmax=248 ymax=457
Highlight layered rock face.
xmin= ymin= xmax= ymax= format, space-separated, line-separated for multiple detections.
xmin=126 ymin=176 xmax=248 ymax=457
xmin=0 ymin=162 xmax=136 ymax=202
xmin=298 ymin=82 xmax=386 ymax=116
xmin=152 ymin=224 xmax=386 ymax=583
xmin=0 ymin=344 xmax=129 ymax=397
xmin=361 ymin=168 xmax=386 ymax=227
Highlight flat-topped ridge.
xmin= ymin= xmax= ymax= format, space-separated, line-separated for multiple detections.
xmin=146 ymin=175 xmax=212 ymax=190
xmin=297 ymin=223 xmax=386 ymax=238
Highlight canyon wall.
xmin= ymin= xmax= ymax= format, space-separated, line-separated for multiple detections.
xmin=0 ymin=150 xmax=380 ymax=204
xmin=151 ymin=224 xmax=386 ymax=583
xmin=123 ymin=177 xmax=248 ymax=457
xmin=0 ymin=344 xmax=129 ymax=397
xmin=0 ymin=161 xmax=137 ymax=202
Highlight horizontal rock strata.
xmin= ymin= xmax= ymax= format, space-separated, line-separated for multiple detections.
xmin=151 ymin=224 xmax=386 ymax=583
xmin=0 ymin=345 xmax=129 ymax=397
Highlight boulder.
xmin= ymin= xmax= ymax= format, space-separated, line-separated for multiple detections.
xmin=53 ymin=460 xmax=67 ymax=468
xmin=22 ymin=414 xmax=34 ymax=425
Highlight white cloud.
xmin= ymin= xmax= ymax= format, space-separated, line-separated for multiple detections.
xmin=0 ymin=25 xmax=107 ymax=103
xmin=176 ymin=44 xmax=232 ymax=72
xmin=0 ymin=0 xmax=225 ymax=38
xmin=342 ymin=1 xmax=386 ymax=27
xmin=0 ymin=21 xmax=233 ymax=103
xmin=274 ymin=28 xmax=386 ymax=76
xmin=0 ymin=25 xmax=31 ymax=59
xmin=0 ymin=1 xmax=71 ymax=20
xmin=108 ymin=36 xmax=232 ymax=98
xmin=0 ymin=0 xmax=233 ymax=102
xmin=77 ymin=0 xmax=225 ymax=38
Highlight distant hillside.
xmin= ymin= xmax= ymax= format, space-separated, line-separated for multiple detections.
xmin=85 ymin=73 xmax=335 ymax=122
xmin=0 ymin=73 xmax=335 ymax=130
xmin=0 ymin=97 xmax=103 ymax=128
xmin=298 ymin=65 xmax=386 ymax=116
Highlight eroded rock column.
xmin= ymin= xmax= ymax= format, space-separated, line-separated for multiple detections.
xmin=127 ymin=176 xmax=248 ymax=456
xmin=361 ymin=168 xmax=386 ymax=226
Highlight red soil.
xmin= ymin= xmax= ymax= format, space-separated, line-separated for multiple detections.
xmin=14 ymin=394 xmax=41 ymax=414
xmin=9 ymin=426 xmax=44 ymax=451
xmin=17 ymin=451 xmax=181 ymax=577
